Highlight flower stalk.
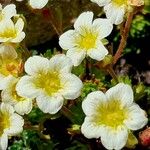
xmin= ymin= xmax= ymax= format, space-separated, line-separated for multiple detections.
xmin=42 ymin=8 xmax=62 ymax=36
xmin=113 ymin=10 xmax=134 ymax=64
xmin=61 ymin=106 xmax=76 ymax=123
xmin=106 ymin=65 xmax=118 ymax=83
xmin=113 ymin=7 xmax=142 ymax=64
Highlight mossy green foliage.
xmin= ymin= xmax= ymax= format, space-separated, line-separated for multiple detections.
xmin=9 ymin=130 xmax=55 ymax=150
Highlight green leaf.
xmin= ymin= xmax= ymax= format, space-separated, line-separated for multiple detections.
xmin=27 ymin=107 xmax=45 ymax=124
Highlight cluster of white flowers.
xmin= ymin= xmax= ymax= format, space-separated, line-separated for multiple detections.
xmin=0 ymin=4 xmax=25 ymax=90
xmin=58 ymin=0 xmax=146 ymax=149
xmin=0 ymin=3 xmax=25 ymax=82
xmin=0 ymin=4 xmax=82 ymax=149
xmin=0 ymin=4 xmax=25 ymax=150
xmin=58 ymin=0 xmax=145 ymax=66
xmin=0 ymin=1 xmax=147 ymax=150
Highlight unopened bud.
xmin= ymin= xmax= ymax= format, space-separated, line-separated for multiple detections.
xmin=139 ymin=127 xmax=150 ymax=146
xmin=135 ymin=83 xmax=145 ymax=94
xmin=95 ymin=55 xmax=113 ymax=69
xmin=128 ymin=0 xmax=144 ymax=6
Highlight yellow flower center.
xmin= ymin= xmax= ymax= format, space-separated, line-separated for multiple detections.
xmin=0 ymin=59 xmax=21 ymax=77
xmin=112 ymin=0 xmax=127 ymax=6
xmin=0 ymin=28 xmax=17 ymax=39
xmin=75 ymin=28 xmax=98 ymax=50
xmin=34 ymin=71 xmax=62 ymax=96
xmin=93 ymin=100 xmax=128 ymax=128
xmin=0 ymin=112 xmax=10 ymax=136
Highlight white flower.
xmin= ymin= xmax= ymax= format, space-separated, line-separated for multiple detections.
xmin=0 ymin=48 xmax=22 ymax=90
xmin=0 ymin=18 xmax=25 ymax=43
xmin=0 ymin=4 xmax=16 ymax=22
xmin=59 ymin=11 xmax=113 ymax=66
xmin=81 ymin=83 xmax=148 ymax=150
xmin=0 ymin=43 xmax=18 ymax=90
xmin=16 ymin=54 xmax=83 ymax=114
xmin=29 ymin=0 xmax=49 ymax=9
xmin=0 ymin=103 xmax=24 ymax=150
xmin=91 ymin=0 xmax=128 ymax=25
xmin=1 ymin=76 xmax=33 ymax=115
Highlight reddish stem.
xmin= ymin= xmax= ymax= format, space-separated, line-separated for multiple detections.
xmin=113 ymin=11 xmax=134 ymax=64
xmin=113 ymin=7 xmax=142 ymax=64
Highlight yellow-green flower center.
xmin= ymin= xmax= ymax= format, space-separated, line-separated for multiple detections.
xmin=34 ymin=71 xmax=62 ymax=96
xmin=0 ymin=28 xmax=16 ymax=39
xmin=0 ymin=112 xmax=10 ymax=136
xmin=75 ymin=28 xmax=98 ymax=50
xmin=112 ymin=0 xmax=127 ymax=6
xmin=93 ymin=100 xmax=128 ymax=128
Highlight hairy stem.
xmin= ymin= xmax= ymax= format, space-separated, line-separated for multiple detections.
xmin=113 ymin=7 xmax=142 ymax=64
xmin=113 ymin=12 xmax=134 ymax=64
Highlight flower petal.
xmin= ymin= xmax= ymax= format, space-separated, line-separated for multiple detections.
xmin=11 ymin=32 xmax=25 ymax=43
xmin=0 ymin=43 xmax=17 ymax=60
xmin=91 ymin=0 xmax=111 ymax=6
xmin=81 ymin=117 xmax=104 ymax=139
xmin=24 ymin=56 xmax=50 ymax=75
xmin=124 ymin=103 xmax=148 ymax=130
xmin=0 ymin=4 xmax=2 ymax=10
xmin=2 ymin=4 xmax=16 ymax=19
xmin=36 ymin=94 xmax=64 ymax=114
xmin=14 ymin=99 xmax=33 ymax=115
xmin=15 ymin=18 xmax=24 ymax=33
xmin=6 ymin=113 xmax=24 ymax=136
xmin=0 ymin=19 xmax=15 ymax=42
xmin=0 ymin=134 xmax=8 ymax=150
xmin=59 ymin=30 xmax=76 ymax=50
xmin=82 ymin=91 xmax=106 ymax=116
xmin=0 ymin=103 xmax=14 ymax=115
xmin=93 ymin=18 xmax=113 ymax=39
xmin=101 ymin=126 xmax=128 ymax=150
xmin=66 ymin=48 xmax=86 ymax=66
xmin=0 ymin=75 xmax=14 ymax=90
xmin=60 ymin=73 xmax=83 ymax=99
xmin=49 ymin=54 xmax=73 ymax=73
xmin=87 ymin=41 xmax=108 ymax=61
xmin=106 ymin=83 xmax=134 ymax=107
xmin=16 ymin=76 xmax=41 ymax=98
xmin=104 ymin=3 xmax=126 ymax=25
xmin=74 ymin=11 xmax=93 ymax=31
xmin=29 ymin=0 xmax=49 ymax=9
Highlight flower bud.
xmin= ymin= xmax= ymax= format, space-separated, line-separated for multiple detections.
xmin=128 ymin=0 xmax=144 ymax=6
xmin=95 ymin=55 xmax=113 ymax=69
xmin=139 ymin=127 xmax=150 ymax=146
